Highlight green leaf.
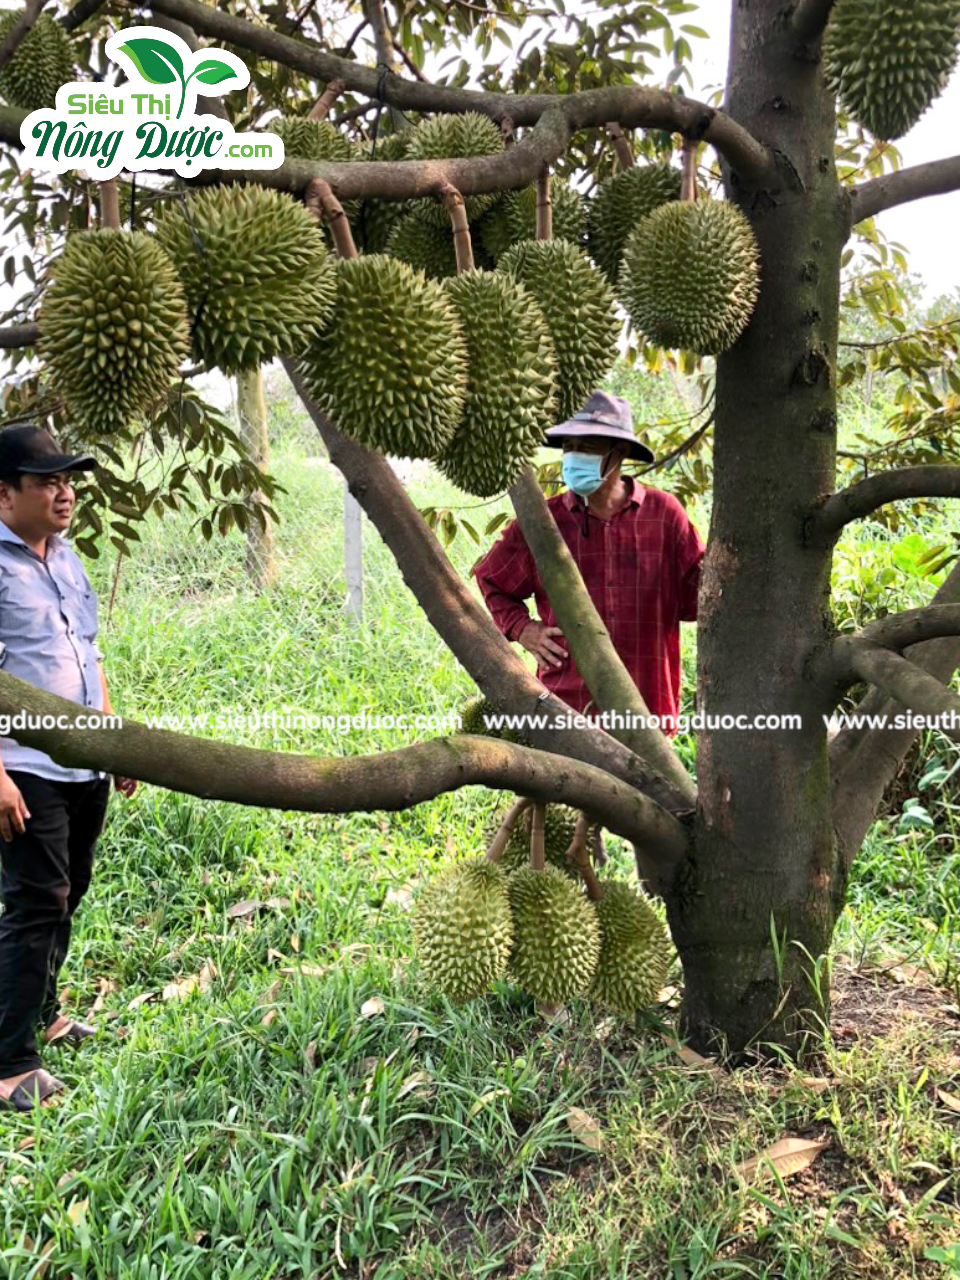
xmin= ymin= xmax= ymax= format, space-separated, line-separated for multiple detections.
xmin=118 ymin=38 xmax=184 ymax=85
xmin=193 ymin=59 xmax=237 ymax=86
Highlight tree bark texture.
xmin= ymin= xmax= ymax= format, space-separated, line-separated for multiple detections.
xmin=235 ymin=367 xmax=277 ymax=592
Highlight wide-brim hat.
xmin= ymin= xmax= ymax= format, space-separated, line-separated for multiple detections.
xmin=544 ymin=390 xmax=654 ymax=463
xmin=0 ymin=424 xmax=97 ymax=475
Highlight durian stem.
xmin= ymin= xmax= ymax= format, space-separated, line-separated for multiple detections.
xmin=99 ymin=179 xmax=121 ymax=230
xmin=305 ymin=178 xmax=358 ymax=259
xmin=535 ymin=169 xmax=552 ymax=240
xmin=309 ymin=79 xmax=346 ymax=122
xmin=438 ymin=181 xmax=474 ymax=273
xmin=605 ymin=122 xmax=634 ymax=170
xmin=681 ymin=140 xmax=698 ymax=204
xmin=0 ymin=0 xmax=47 ymax=74
xmin=486 ymin=795 xmax=533 ymax=863
xmin=565 ymin=812 xmax=603 ymax=900
xmin=530 ymin=802 xmax=546 ymax=871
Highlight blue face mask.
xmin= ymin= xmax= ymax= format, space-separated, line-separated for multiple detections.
xmin=562 ymin=451 xmax=606 ymax=497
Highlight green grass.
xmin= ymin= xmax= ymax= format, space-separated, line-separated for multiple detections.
xmin=1 ymin=419 xmax=959 ymax=1278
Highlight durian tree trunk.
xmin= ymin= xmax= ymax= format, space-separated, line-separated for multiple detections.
xmin=236 ymin=366 xmax=278 ymax=592
xmin=664 ymin=0 xmax=845 ymax=1059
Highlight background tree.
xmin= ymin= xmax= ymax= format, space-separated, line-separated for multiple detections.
xmin=1 ymin=0 xmax=960 ymax=1060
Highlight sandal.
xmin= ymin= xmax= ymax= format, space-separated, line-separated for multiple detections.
xmin=0 ymin=1069 xmax=64 ymax=1113
xmin=45 ymin=1020 xmax=97 ymax=1048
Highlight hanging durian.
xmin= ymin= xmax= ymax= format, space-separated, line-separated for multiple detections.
xmin=297 ymin=253 xmax=468 ymax=459
xmin=477 ymin=179 xmax=585 ymax=261
xmin=438 ymin=270 xmax=557 ymax=496
xmin=824 ymin=0 xmax=960 ymax=139
xmin=386 ymin=213 xmax=460 ymax=281
xmin=354 ymin=132 xmax=414 ymax=254
xmin=39 ymin=230 xmax=189 ymax=433
xmin=413 ymin=858 xmax=513 ymax=1002
xmin=619 ymin=199 xmax=760 ymax=355
xmin=154 ymin=185 xmax=338 ymax=373
xmin=490 ymin=801 xmax=581 ymax=878
xmin=406 ymin=112 xmax=503 ymax=225
xmin=508 ymin=864 xmax=601 ymax=1003
xmin=497 ymin=239 xmax=620 ymax=420
xmin=590 ymin=881 xmax=672 ymax=1015
xmin=267 ymin=116 xmax=355 ymax=163
xmin=0 ymin=10 xmax=73 ymax=111
xmin=587 ymin=163 xmax=682 ymax=282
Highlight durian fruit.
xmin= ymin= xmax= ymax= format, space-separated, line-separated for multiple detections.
xmin=39 ymin=230 xmax=189 ymax=433
xmin=386 ymin=213 xmax=459 ymax=280
xmin=619 ymin=200 xmax=760 ymax=355
xmin=497 ymin=240 xmax=620 ymax=421
xmin=824 ymin=0 xmax=960 ymax=140
xmin=491 ymin=801 xmax=581 ymax=878
xmin=477 ymin=179 xmax=586 ymax=261
xmin=154 ymin=185 xmax=338 ymax=373
xmin=267 ymin=116 xmax=355 ymax=163
xmin=298 ymin=253 xmax=468 ymax=458
xmin=0 ymin=10 xmax=73 ymax=111
xmin=508 ymin=864 xmax=601 ymax=1003
xmin=590 ymin=881 xmax=672 ymax=1015
xmin=438 ymin=270 xmax=557 ymax=495
xmin=459 ymin=694 xmax=525 ymax=744
xmin=354 ymin=132 xmax=413 ymax=254
xmin=414 ymin=858 xmax=513 ymax=1002
xmin=406 ymin=112 xmax=504 ymax=226
xmin=587 ymin=163 xmax=682 ymax=283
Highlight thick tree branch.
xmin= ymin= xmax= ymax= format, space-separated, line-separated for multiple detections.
xmin=142 ymin=0 xmax=772 ymax=182
xmin=62 ymin=0 xmax=107 ymax=30
xmin=508 ymin=466 xmax=696 ymax=804
xmin=844 ymin=643 xmax=960 ymax=743
xmin=809 ymin=465 xmax=960 ymax=543
xmin=861 ymin=604 xmax=960 ymax=652
xmin=281 ymin=360 xmax=697 ymax=825
xmin=0 ymin=322 xmax=39 ymax=348
xmin=0 ymin=671 xmax=688 ymax=859
xmin=849 ymin=155 xmax=960 ymax=226
xmin=790 ymin=0 xmax=835 ymax=43
xmin=0 ymin=0 xmax=49 ymax=73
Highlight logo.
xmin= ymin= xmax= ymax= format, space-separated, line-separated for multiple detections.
xmin=19 ymin=26 xmax=285 ymax=179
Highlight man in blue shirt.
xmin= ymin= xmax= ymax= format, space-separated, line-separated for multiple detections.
xmin=0 ymin=424 xmax=137 ymax=1112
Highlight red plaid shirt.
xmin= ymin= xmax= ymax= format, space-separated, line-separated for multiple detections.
xmin=473 ymin=478 xmax=704 ymax=729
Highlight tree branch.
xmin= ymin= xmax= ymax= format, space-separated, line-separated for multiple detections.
xmin=508 ymin=466 xmax=697 ymax=805
xmin=849 ymin=155 xmax=960 ymax=226
xmin=281 ymin=360 xmax=697 ymax=824
xmin=0 ymin=0 xmax=49 ymax=73
xmin=809 ymin=465 xmax=960 ymax=543
xmin=62 ymin=0 xmax=107 ymax=29
xmin=604 ymin=121 xmax=634 ymax=170
xmin=790 ymin=0 xmax=835 ymax=43
xmin=844 ymin=642 xmax=960 ymax=743
xmin=0 ymin=322 xmax=39 ymax=348
xmin=861 ymin=604 xmax=960 ymax=651
xmin=143 ymin=0 xmax=772 ymax=182
xmin=0 ymin=671 xmax=689 ymax=859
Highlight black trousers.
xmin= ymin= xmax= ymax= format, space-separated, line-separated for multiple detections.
xmin=0 ymin=771 xmax=110 ymax=1077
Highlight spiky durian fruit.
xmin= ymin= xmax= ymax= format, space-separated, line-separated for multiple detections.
xmin=298 ymin=253 xmax=468 ymax=458
xmin=459 ymin=694 xmax=526 ymax=744
xmin=0 ymin=10 xmax=73 ymax=111
xmin=824 ymin=0 xmax=960 ymax=140
xmin=39 ymin=231 xmax=189 ymax=433
xmin=590 ymin=881 xmax=672 ymax=1015
xmin=587 ymin=163 xmax=682 ymax=283
xmin=497 ymin=240 xmax=620 ymax=420
xmin=355 ymin=133 xmax=413 ymax=254
xmin=438 ymin=270 xmax=557 ymax=496
xmin=477 ymin=179 xmax=586 ymax=261
xmin=406 ymin=112 xmax=503 ymax=225
xmin=414 ymin=858 xmax=513 ymax=1002
xmin=154 ymin=185 xmax=337 ymax=373
xmin=267 ymin=116 xmax=355 ymax=163
xmin=492 ymin=802 xmax=581 ymax=878
xmin=619 ymin=200 xmax=760 ymax=355
xmin=508 ymin=864 xmax=601 ymax=1003
xmin=386 ymin=213 xmax=459 ymax=280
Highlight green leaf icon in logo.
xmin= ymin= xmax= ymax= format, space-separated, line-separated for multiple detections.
xmin=118 ymin=38 xmax=184 ymax=84
xmin=192 ymin=58 xmax=237 ymax=86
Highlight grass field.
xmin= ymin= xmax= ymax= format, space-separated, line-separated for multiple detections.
xmin=1 ymin=398 xmax=960 ymax=1279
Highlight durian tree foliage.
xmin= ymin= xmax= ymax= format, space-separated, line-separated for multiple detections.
xmin=1 ymin=0 xmax=960 ymax=1060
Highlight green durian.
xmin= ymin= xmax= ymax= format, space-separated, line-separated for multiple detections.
xmin=267 ymin=116 xmax=355 ymax=163
xmin=590 ymin=881 xmax=672 ymax=1015
xmin=414 ymin=858 xmax=513 ymax=1003
xmin=355 ymin=132 xmax=414 ymax=254
xmin=0 ymin=10 xmax=73 ymax=111
xmin=297 ymin=253 xmax=468 ymax=459
xmin=491 ymin=802 xmax=581 ymax=878
xmin=619 ymin=200 xmax=760 ymax=355
xmin=438 ymin=270 xmax=557 ymax=496
xmin=497 ymin=239 xmax=620 ymax=420
xmin=38 ymin=230 xmax=189 ymax=433
xmin=154 ymin=185 xmax=337 ymax=373
xmin=406 ymin=111 xmax=503 ymax=226
xmin=459 ymin=694 xmax=525 ymax=745
xmin=824 ymin=0 xmax=960 ymax=139
xmin=386 ymin=213 xmax=460 ymax=280
xmin=508 ymin=864 xmax=601 ymax=1003
xmin=587 ymin=163 xmax=682 ymax=283
xmin=476 ymin=179 xmax=586 ymax=261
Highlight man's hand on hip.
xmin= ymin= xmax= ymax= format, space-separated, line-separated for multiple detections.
xmin=0 ymin=773 xmax=30 ymax=842
xmin=518 ymin=622 xmax=568 ymax=669
xmin=113 ymin=777 xmax=138 ymax=798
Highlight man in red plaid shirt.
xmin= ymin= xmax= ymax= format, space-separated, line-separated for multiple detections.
xmin=473 ymin=390 xmax=705 ymax=735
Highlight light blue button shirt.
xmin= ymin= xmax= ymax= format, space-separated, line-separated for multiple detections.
xmin=0 ymin=518 xmax=105 ymax=782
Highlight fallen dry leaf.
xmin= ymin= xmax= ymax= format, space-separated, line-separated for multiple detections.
xmin=594 ymin=1016 xmax=617 ymax=1041
xmin=397 ymin=1071 xmax=432 ymax=1100
xmin=566 ymin=1107 xmax=604 ymax=1151
xmin=304 ymin=1041 xmax=318 ymax=1072
xmin=936 ymin=1088 xmax=960 ymax=1114
xmin=280 ymin=963 xmax=329 ymax=978
xmin=226 ymin=899 xmax=263 ymax=920
xmin=657 ymin=985 xmax=681 ymax=1006
xmin=66 ymin=1198 xmax=89 ymax=1227
xmin=261 ymin=1008 xmax=279 ymax=1029
xmin=338 ymin=942 xmax=372 ymax=962
xmin=265 ymin=897 xmax=292 ymax=911
xmin=537 ymin=1001 xmax=572 ymax=1025
xmin=90 ymin=978 xmax=117 ymax=1015
xmin=888 ymin=963 xmax=929 ymax=986
xmin=128 ymin=991 xmax=158 ymax=1011
xmin=33 ymin=1240 xmax=56 ymax=1280
xmin=385 ymin=883 xmax=416 ymax=910
xmin=470 ymin=1087 xmax=510 ymax=1117
xmin=56 ymin=1170 xmax=80 ymax=1190
xmin=360 ymin=997 xmax=384 ymax=1019
xmin=161 ymin=960 xmax=217 ymax=1003
xmin=290 ymin=933 xmax=301 ymax=954
xmin=258 ymin=978 xmax=285 ymax=1006
xmin=734 ymin=1136 xmax=829 ymax=1183
xmin=798 ymin=1077 xmax=833 ymax=1094
xmin=17 ymin=1137 xmax=35 ymax=1153
xmin=666 ymin=1038 xmax=725 ymax=1080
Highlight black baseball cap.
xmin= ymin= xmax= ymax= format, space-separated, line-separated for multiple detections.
xmin=0 ymin=423 xmax=97 ymax=476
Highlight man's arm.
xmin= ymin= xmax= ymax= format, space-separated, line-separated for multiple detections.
xmin=472 ymin=518 xmax=568 ymax=668
xmin=676 ymin=511 xmax=706 ymax=622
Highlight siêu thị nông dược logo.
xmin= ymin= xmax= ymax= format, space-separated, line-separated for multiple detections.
xmin=19 ymin=26 xmax=285 ymax=178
